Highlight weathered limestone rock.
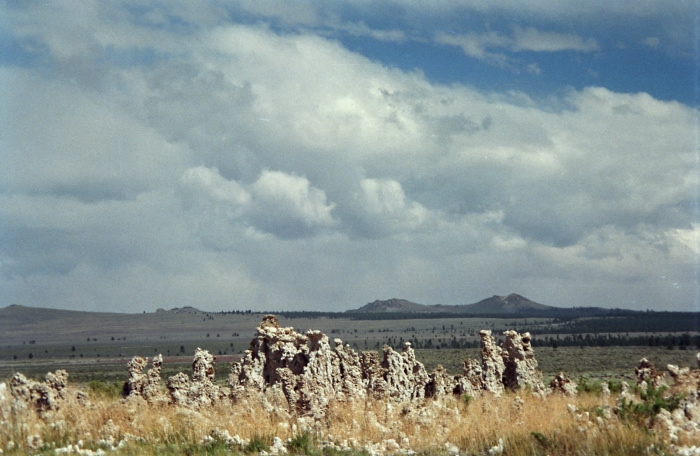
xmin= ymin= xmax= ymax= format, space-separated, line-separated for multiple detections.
xmin=549 ymin=372 xmax=578 ymax=396
xmin=381 ymin=342 xmax=430 ymax=401
xmin=214 ymin=317 xmax=553 ymax=414
xmin=124 ymin=355 xmax=165 ymax=403
xmin=166 ymin=372 xmax=191 ymax=406
xmin=501 ymin=331 xmax=546 ymax=393
xmin=9 ymin=370 xmax=69 ymax=415
xmin=635 ymin=358 xmax=665 ymax=390
xmin=229 ymin=315 xmax=369 ymax=416
xmin=360 ymin=351 xmax=388 ymax=399
xmin=124 ymin=356 xmax=148 ymax=397
xmin=334 ymin=338 xmax=366 ymax=400
xmin=455 ymin=359 xmax=483 ymax=397
xmin=652 ymin=358 xmax=700 ymax=442
xmin=167 ymin=348 xmax=221 ymax=408
xmin=0 ymin=382 xmax=9 ymax=418
xmin=425 ymin=365 xmax=457 ymax=399
xmin=229 ymin=314 xmax=310 ymax=400
xmin=479 ymin=330 xmax=505 ymax=396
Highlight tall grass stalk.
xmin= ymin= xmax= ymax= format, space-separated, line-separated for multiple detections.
xmin=1 ymin=387 xmax=696 ymax=455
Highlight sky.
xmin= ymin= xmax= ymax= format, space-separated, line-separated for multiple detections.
xmin=0 ymin=1 xmax=698 ymax=313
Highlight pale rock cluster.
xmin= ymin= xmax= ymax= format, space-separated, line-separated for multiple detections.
xmin=549 ymin=372 xmax=578 ymax=396
xmin=224 ymin=316 xmax=551 ymax=416
xmin=116 ymin=315 xmax=561 ymax=415
xmin=228 ymin=315 xmax=436 ymax=413
xmin=453 ymin=330 xmax=546 ymax=397
xmin=2 ymin=316 xmax=556 ymax=422
xmin=8 ymin=369 xmax=71 ymax=415
xmin=123 ymin=354 xmax=165 ymax=403
xmin=167 ymin=348 xmax=223 ymax=408
xmin=651 ymin=359 xmax=700 ymax=443
xmin=635 ymin=357 xmax=665 ymax=393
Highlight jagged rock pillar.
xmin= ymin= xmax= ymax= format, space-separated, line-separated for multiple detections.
xmin=501 ymin=331 xmax=545 ymax=393
xmin=479 ymin=330 xmax=505 ymax=396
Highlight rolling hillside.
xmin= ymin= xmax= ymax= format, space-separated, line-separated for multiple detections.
xmin=348 ymin=294 xmax=555 ymax=314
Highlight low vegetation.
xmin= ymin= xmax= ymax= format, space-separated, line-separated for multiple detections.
xmin=2 ymin=307 xmax=700 ymax=454
xmin=2 ymin=381 xmax=692 ymax=455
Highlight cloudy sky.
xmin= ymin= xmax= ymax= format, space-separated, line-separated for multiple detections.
xmin=1 ymin=1 xmax=698 ymax=313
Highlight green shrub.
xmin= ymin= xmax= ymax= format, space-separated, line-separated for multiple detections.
xmin=576 ymin=377 xmax=603 ymax=395
xmin=616 ymin=385 xmax=684 ymax=426
xmin=288 ymin=431 xmax=315 ymax=454
xmin=245 ymin=433 xmax=272 ymax=454
xmin=462 ymin=393 xmax=473 ymax=406
xmin=607 ymin=379 xmax=624 ymax=394
xmin=531 ymin=431 xmax=551 ymax=449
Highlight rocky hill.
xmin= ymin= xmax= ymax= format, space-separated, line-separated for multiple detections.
xmin=348 ymin=294 xmax=555 ymax=314
xmin=461 ymin=294 xmax=553 ymax=313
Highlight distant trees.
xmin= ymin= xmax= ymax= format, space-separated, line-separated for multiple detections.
xmin=372 ymin=332 xmax=700 ymax=351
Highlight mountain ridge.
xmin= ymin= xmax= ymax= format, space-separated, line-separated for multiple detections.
xmin=1 ymin=293 xmax=641 ymax=318
xmin=345 ymin=293 xmax=636 ymax=316
xmin=347 ymin=293 xmax=553 ymax=314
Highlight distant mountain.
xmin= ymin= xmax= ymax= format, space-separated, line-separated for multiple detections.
xmin=461 ymin=294 xmax=553 ymax=313
xmin=351 ymin=298 xmax=431 ymax=313
xmin=349 ymin=294 xmax=566 ymax=315
xmin=156 ymin=306 xmax=204 ymax=314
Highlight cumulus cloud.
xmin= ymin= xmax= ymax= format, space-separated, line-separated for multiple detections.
xmin=0 ymin=1 xmax=696 ymax=312
xmin=180 ymin=166 xmax=251 ymax=206
xmin=179 ymin=167 xmax=336 ymax=240
xmin=249 ymin=170 xmax=337 ymax=237
xmin=351 ymin=178 xmax=430 ymax=237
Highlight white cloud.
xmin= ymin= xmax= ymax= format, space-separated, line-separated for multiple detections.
xmin=434 ymin=31 xmax=512 ymax=67
xmin=435 ymin=27 xmax=597 ymax=66
xmin=179 ymin=167 xmax=336 ymax=240
xmin=0 ymin=69 xmax=187 ymax=200
xmin=337 ymin=21 xmax=407 ymax=43
xmin=180 ymin=166 xmax=251 ymax=206
xmin=512 ymin=27 xmax=598 ymax=52
xmin=643 ymin=36 xmax=661 ymax=49
xmin=670 ymin=225 xmax=700 ymax=255
xmin=354 ymin=178 xmax=430 ymax=236
xmin=250 ymin=170 xmax=337 ymax=235
xmin=0 ymin=2 xmax=696 ymax=312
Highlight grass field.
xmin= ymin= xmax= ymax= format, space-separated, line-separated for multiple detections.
xmin=2 ymin=307 xmax=700 ymax=455
xmin=2 ymin=376 xmax=697 ymax=455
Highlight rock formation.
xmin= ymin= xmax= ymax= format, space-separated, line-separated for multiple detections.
xmin=124 ymin=355 xmax=165 ymax=403
xmin=381 ymin=342 xmax=429 ymax=401
xmin=479 ymin=330 xmax=506 ymax=395
xmin=109 ymin=316 xmax=555 ymax=415
xmin=425 ymin=365 xmax=456 ymax=399
xmin=456 ymin=358 xmax=484 ymax=397
xmin=549 ymin=372 xmax=578 ymax=396
xmin=228 ymin=315 xmax=369 ymax=416
xmin=9 ymin=370 xmax=69 ymax=415
xmin=167 ymin=348 xmax=221 ymax=408
xmin=225 ymin=315 xmax=552 ymax=415
xmin=501 ymin=331 xmax=546 ymax=394
xmin=635 ymin=357 xmax=665 ymax=391
xmin=651 ymin=359 xmax=700 ymax=442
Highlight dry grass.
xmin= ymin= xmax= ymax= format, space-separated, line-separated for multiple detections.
xmin=2 ymin=384 xmax=695 ymax=456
